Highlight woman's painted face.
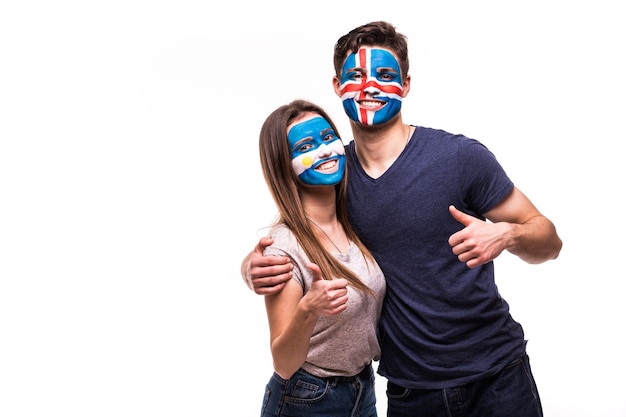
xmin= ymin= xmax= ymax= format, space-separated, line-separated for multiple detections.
xmin=338 ymin=47 xmax=404 ymax=125
xmin=287 ymin=115 xmax=345 ymax=186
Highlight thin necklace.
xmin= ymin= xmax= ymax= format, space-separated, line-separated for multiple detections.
xmin=308 ymin=218 xmax=343 ymax=254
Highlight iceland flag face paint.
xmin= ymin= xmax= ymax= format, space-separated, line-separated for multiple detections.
xmin=287 ymin=116 xmax=346 ymax=186
xmin=339 ymin=47 xmax=404 ymax=125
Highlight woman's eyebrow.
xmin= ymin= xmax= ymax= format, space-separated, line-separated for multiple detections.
xmin=293 ymin=136 xmax=313 ymax=148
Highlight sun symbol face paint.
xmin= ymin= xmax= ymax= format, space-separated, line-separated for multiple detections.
xmin=287 ymin=116 xmax=346 ymax=186
xmin=339 ymin=47 xmax=404 ymax=125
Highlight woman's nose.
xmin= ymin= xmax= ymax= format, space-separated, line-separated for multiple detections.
xmin=316 ymin=143 xmax=332 ymax=158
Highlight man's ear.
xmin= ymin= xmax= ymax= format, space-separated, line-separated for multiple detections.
xmin=402 ymin=74 xmax=411 ymax=98
xmin=332 ymin=76 xmax=342 ymax=98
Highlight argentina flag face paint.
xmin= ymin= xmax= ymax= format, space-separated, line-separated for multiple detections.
xmin=339 ymin=47 xmax=404 ymax=125
xmin=288 ymin=116 xmax=346 ymax=186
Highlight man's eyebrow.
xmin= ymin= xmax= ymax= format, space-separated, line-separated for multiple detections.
xmin=376 ymin=67 xmax=399 ymax=73
xmin=345 ymin=66 xmax=366 ymax=73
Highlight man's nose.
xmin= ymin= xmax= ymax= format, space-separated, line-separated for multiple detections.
xmin=363 ymin=82 xmax=380 ymax=96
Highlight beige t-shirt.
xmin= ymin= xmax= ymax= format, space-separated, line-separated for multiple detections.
xmin=264 ymin=223 xmax=386 ymax=378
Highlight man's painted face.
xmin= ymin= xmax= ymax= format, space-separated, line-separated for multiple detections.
xmin=287 ymin=116 xmax=346 ymax=186
xmin=338 ymin=47 xmax=404 ymax=125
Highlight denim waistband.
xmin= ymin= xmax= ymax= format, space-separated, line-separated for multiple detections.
xmin=275 ymin=363 xmax=373 ymax=385
xmin=329 ymin=363 xmax=372 ymax=382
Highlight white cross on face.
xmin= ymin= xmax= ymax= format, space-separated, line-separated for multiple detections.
xmin=339 ymin=47 xmax=404 ymax=125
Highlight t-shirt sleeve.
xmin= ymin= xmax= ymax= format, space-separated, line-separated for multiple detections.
xmin=457 ymin=138 xmax=514 ymax=214
xmin=263 ymin=226 xmax=307 ymax=290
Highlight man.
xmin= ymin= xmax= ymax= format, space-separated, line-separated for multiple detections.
xmin=242 ymin=21 xmax=562 ymax=417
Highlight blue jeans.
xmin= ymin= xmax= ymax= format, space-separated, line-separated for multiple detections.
xmin=260 ymin=364 xmax=378 ymax=417
xmin=386 ymin=354 xmax=543 ymax=417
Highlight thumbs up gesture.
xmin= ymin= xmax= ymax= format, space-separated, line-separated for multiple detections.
xmin=447 ymin=205 xmax=507 ymax=268
xmin=303 ymin=263 xmax=349 ymax=316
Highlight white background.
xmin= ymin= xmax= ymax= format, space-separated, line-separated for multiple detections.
xmin=1 ymin=1 xmax=624 ymax=416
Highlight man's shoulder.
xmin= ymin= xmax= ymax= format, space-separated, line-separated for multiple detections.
xmin=414 ymin=125 xmax=463 ymax=139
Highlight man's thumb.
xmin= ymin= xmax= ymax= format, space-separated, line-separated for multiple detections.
xmin=255 ymin=237 xmax=274 ymax=254
xmin=449 ymin=205 xmax=477 ymax=227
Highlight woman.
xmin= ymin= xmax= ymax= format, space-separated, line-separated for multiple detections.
xmin=257 ymin=100 xmax=385 ymax=417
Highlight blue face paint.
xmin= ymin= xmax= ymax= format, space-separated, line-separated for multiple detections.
xmin=287 ymin=116 xmax=346 ymax=186
xmin=339 ymin=47 xmax=404 ymax=125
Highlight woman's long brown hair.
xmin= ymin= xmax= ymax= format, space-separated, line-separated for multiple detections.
xmin=259 ymin=99 xmax=375 ymax=295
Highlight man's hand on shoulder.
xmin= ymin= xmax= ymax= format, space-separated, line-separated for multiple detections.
xmin=241 ymin=237 xmax=293 ymax=295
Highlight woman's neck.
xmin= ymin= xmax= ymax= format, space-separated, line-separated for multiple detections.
xmin=300 ymin=187 xmax=348 ymax=253
xmin=300 ymin=187 xmax=337 ymax=225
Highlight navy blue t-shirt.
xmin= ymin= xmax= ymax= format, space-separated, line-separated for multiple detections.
xmin=346 ymin=126 xmax=526 ymax=389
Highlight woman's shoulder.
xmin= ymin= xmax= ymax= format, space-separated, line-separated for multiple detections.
xmin=267 ymin=223 xmax=296 ymax=245
xmin=264 ymin=224 xmax=305 ymax=261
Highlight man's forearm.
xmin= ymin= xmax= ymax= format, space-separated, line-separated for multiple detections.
xmin=240 ymin=252 xmax=254 ymax=290
xmin=507 ymin=216 xmax=562 ymax=264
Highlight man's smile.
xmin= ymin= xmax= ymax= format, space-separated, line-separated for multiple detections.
xmin=357 ymin=99 xmax=386 ymax=110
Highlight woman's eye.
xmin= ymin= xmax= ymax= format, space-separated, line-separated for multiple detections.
xmin=323 ymin=133 xmax=336 ymax=142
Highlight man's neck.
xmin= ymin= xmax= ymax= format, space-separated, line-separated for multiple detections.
xmin=350 ymin=116 xmax=411 ymax=179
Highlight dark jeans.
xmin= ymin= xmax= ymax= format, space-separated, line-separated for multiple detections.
xmin=261 ymin=364 xmax=377 ymax=417
xmin=386 ymin=354 xmax=542 ymax=417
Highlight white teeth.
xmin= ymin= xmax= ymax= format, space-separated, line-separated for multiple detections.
xmin=360 ymin=100 xmax=383 ymax=109
xmin=316 ymin=160 xmax=338 ymax=171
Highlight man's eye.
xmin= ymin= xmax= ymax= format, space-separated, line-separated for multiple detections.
xmin=378 ymin=73 xmax=398 ymax=82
